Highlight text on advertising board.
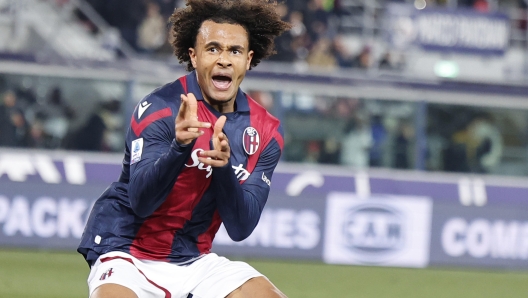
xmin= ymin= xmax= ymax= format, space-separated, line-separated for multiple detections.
xmin=324 ymin=193 xmax=432 ymax=268
xmin=442 ymin=217 xmax=528 ymax=260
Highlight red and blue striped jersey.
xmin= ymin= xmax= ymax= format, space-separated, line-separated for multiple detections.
xmin=78 ymin=71 xmax=284 ymax=265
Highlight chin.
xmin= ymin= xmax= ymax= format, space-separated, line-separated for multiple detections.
xmin=210 ymin=91 xmax=235 ymax=102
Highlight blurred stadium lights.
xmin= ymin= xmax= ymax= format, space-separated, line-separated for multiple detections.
xmin=434 ymin=60 xmax=459 ymax=78
xmin=414 ymin=0 xmax=427 ymax=10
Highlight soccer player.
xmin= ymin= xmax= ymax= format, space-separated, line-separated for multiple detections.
xmin=77 ymin=0 xmax=291 ymax=297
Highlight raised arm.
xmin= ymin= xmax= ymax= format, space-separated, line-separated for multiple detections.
xmin=127 ymin=93 xmax=211 ymax=217
xmin=199 ymin=119 xmax=283 ymax=241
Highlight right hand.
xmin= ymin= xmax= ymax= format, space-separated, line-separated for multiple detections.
xmin=175 ymin=93 xmax=211 ymax=145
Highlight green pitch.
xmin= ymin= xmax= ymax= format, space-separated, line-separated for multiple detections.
xmin=0 ymin=249 xmax=527 ymax=298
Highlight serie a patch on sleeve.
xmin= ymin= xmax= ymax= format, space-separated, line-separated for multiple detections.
xmin=131 ymin=138 xmax=144 ymax=165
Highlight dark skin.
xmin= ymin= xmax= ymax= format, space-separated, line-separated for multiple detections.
xmin=91 ymin=21 xmax=287 ymax=298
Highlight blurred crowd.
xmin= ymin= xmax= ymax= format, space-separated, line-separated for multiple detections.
xmin=72 ymin=0 xmax=404 ymax=69
xmin=0 ymin=77 xmax=512 ymax=175
xmin=69 ymin=0 xmax=528 ymax=70
xmin=2 ymin=0 xmax=524 ymax=175
xmin=0 ymin=83 xmax=123 ymax=152
xmin=247 ymin=89 xmax=507 ymax=174
xmin=272 ymin=93 xmax=417 ymax=170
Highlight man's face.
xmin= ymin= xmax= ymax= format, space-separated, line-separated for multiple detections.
xmin=189 ymin=20 xmax=254 ymax=108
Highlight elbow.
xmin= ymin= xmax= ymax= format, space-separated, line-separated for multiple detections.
xmin=229 ymin=232 xmax=250 ymax=242
xmin=230 ymin=231 xmax=249 ymax=242
xmin=130 ymin=202 xmax=151 ymax=218
xmin=129 ymin=193 xmax=154 ymax=218
xmin=132 ymin=206 xmax=152 ymax=218
xmin=226 ymin=223 xmax=255 ymax=242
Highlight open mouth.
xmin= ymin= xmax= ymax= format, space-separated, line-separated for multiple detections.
xmin=212 ymin=75 xmax=232 ymax=91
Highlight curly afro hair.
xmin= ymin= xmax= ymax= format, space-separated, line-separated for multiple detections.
xmin=169 ymin=0 xmax=291 ymax=71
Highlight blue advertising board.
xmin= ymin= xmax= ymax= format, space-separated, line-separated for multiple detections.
xmin=386 ymin=4 xmax=510 ymax=55
xmin=0 ymin=149 xmax=527 ymax=269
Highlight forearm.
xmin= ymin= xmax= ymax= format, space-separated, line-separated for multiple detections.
xmin=128 ymin=139 xmax=193 ymax=217
xmin=212 ymin=162 xmax=265 ymax=241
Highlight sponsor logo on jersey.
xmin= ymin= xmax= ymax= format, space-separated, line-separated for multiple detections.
xmin=242 ymin=127 xmax=259 ymax=155
xmin=185 ymin=149 xmax=213 ymax=178
xmin=100 ymin=268 xmax=114 ymax=280
xmin=261 ymin=172 xmax=271 ymax=186
xmin=186 ymin=149 xmax=251 ymax=180
xmin=232 ymin=164 xmax=250 ymax=181
xmin=131 ymin=138 xmax=144 ymax=165
xmin=138 ymin=101 xmax=152 ymax=119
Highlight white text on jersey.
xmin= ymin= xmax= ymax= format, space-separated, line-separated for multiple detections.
xmin=232 ymin=164 xmax=250 ymax=181
xmin=185 ymin=149 xmax=212 ymax=178
xmin=262 ymin=172 xmax=271 ymax=186
xmin=186 ymin=149 xmax=251 ymax=181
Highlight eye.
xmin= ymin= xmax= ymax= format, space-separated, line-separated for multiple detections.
xmin=232 ymin=50 xmax=241 ymax=55
xmin=208 ymin=47 xmax=218 ymax=53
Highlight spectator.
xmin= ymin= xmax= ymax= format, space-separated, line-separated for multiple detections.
xmin=63 ymin=103 xmax=106 ymax=151
xmin=30 ymin=87 xmax=76 ymax=148
xmin=393 ymin=121 xmax=413 ymax=169
xmin=63 ymin=99 xmax=122 ymax=152
xmin=269 ymin=4 xmax=296 ymax=62
xmin=137 ymin=1 xmax=167 ymax=53
xmin=351 ymin=45 xmax=372 ymax=69
xmin=304 ymin=140 xmax=322 ymax=163
xmin=369 ymin=115 xmax=387 ymax=167
xmin=284 ymin=10 xmax=311 ymax=63
xmin=0 ymin=90 xmax=29 ymax=147
xmin=307 ymin=37 xmax=338 ymax=69
xmin=466 ymin=113 xmax=503 ymax=173
xmin=379 ymin=52 xmax=394 ymax=69
xmin=319 ymin=137 xmax=341 ymax=164
xmin=338 ymin=99 xmax=372 ymax=167
xmin=87 ymin=0 xmax=146 ymax=50
xmin=28 ymin=120 xmax=48 ymax=149
xmin=443 ymin=118 xmax=472 ymax=173
xmin=305 ymin=0 xmax=331 ymax=41
xmin=332 ymin=35 xmax=354 ymax=68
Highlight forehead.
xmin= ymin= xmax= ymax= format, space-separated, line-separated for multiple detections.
xmin=196 ymin=20 xmax=249 ymax=47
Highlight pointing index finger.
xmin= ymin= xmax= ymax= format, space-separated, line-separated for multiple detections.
xmin=186 ymin=93 xmax=198 ymax=120
xmin=214 ymin=115 xmax=227 ymax=137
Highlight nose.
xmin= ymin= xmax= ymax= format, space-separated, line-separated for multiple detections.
xmin=217 ymin=52 xmax=232 ymax=68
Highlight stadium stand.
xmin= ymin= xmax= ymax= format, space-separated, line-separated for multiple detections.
xmin=2 ymin=0 xmax=528 ymax=176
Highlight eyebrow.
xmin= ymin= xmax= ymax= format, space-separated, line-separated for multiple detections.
xmin=205 ymin=41 xmax=245 ymax=52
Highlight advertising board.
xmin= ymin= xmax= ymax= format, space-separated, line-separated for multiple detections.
xmin=1 ymin=150 xmax=528 ymax=269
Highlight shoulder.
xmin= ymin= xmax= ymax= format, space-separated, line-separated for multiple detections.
xmin=129 ymin=78 xmax=187 ymax=137
xmin=132 ymin=78 xmax=187 ymax=121
xmin=245 ymin=94 xmax=284 ymax=150
xmin=245 ymin=94 xmax=281 ymax=131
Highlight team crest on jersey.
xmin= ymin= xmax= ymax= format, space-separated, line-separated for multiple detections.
xmin=242 ymin=127 xmax=260 ymax=155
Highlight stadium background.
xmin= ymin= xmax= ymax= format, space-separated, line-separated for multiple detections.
xmin=1 ymin=0 xmax=528 ymax=297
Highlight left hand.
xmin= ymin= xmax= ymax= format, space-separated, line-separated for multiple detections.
xmin=199 ymin=115 xmax=230 ymax=167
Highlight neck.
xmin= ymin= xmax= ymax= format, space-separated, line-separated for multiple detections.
xmin=202 ymin=94 xmax=235 ymax=113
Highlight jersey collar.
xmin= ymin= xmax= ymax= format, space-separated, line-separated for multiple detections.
xmin=185 ymin=71 xmax=249 ymax=112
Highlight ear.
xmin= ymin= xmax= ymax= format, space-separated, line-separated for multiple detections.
xmin=189 ymin=48 xmax=197 ymax=68
xmin=246 ymin=50 xmax=254 ymax=70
